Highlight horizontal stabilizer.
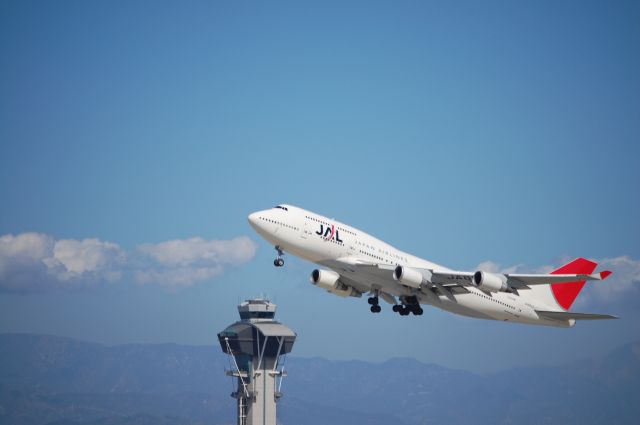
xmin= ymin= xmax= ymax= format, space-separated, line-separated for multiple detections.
xmin=536 ymin=310 xmax=618 ymax=321
xmin=508 ymin=270 xmax=613 ymax=287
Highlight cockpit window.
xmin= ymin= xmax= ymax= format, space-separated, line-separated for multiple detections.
xmin=273 ymin=205 xmax=288 ymax=211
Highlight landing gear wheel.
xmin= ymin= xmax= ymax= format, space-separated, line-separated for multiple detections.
xmin=273 ymin=246 xmax=285 ymax=267
xmin=392 ymin=304 xmax=401 ymax=313
xmin=367 ymin=297 xmax=378 ymax=305
xmin=370 ymin=305 xmax=382 ymax=313
xmin=413 ymin=307 xmax=424 ymax=316
xmin=399 ymin=307 xmax=410 ymax=316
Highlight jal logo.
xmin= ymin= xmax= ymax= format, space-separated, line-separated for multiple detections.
xmin=315 ymin=224 xmax=343 ymax=243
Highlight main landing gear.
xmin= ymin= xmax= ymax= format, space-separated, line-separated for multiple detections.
xmin=367 ymin=293 xmax=423 ymax=316
xmin=392 ymin=296 xmax=424 ymax=316
xmin=273 ymin=246 xmax=284 ymax=267
xmin=367 ymin=295 xmax=381 ymax=313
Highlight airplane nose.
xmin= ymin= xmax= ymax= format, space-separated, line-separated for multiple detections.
xmin=248 ymin=212 xmax=260 ymax=228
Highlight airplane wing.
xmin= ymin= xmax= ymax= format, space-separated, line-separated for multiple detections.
xmin=337 ymin=259 xmax=612 ymax=292
xmin=333 ymin=260 xmax=470 ymax=295
xmin=346 ymin=262 xmax=396 ymax=274
xmin=535 ymin=310 xmax=618 ymax=320
xmin=342 ymin=261 xmax=473 ymax=286
xmin=429 ymin=270 xmax=612 ymax=289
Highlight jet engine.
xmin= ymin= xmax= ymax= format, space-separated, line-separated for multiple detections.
xmin=310 ymin=269 xmax=359 ymax=298
xmin=393 ymin=266 xmax=429 ymax=289
xmin=472 ymin=271 xmax=508 ymax=292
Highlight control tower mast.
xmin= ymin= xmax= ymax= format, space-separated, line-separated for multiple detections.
xmin=218 ymin=299 xmax=296 ymax=425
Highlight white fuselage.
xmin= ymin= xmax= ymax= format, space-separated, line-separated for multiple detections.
xmin=248 ymin=205 xmax=573 ymax=327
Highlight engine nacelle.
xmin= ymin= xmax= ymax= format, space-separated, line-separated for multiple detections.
xmin=310 ymin=269 xmax=359 ymax=298
xmin=393 ymin=266 xmax=428 ymax=289
xmin=472 ymin=271 xmax=508 ymax=292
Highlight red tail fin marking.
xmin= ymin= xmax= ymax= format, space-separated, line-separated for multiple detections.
xmin=550 ymin=258 xmax=597 ymax=310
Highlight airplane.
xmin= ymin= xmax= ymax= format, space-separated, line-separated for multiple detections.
xmin=248 ymin=204 xmax=617 ymax=327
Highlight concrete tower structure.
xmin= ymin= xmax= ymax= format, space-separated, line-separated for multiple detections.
xmin=218 ymin=299 xmax=296 ymax=425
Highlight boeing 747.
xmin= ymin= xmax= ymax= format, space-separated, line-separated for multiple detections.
xmin=248 ymin=204 xmax=616 ymax=327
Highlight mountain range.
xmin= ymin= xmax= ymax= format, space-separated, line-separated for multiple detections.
xmin=0 ymin=333 xmax=638 ymax=425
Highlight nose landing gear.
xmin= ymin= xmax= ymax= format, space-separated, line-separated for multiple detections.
xmin=273 ymin=246 xmax=285 ymax=267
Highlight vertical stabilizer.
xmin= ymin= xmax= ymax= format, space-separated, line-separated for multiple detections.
xmin=550 ymin=258 xmax=597 ymax=310
xmin=526 ymin=258 xmax=598 ymax=311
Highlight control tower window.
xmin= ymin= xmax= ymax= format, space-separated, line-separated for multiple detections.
xmin=240 ymin=311 xmax=276 ymax=320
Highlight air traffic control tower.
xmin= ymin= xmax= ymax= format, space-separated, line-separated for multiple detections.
xmin=218 ymin=299 xmax=296 ymax=425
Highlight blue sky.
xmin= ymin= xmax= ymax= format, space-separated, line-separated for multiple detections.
xmin=1 ymin=0 xmax=639 ymax=372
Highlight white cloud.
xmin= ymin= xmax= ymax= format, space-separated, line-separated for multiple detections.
xmin=474 ymin=260 xmax=501 ymax=273
xmin=0 ymin=232 xmax=54 ymax=260
xmin=49 ymin=238 xmax=125 ymax=281
xmin=0 ymin=233 xmax=124 ymax=291
xmin=581 ymin=256 xmax=640 ymax=303
xmin=137 ymin=236 xmax=256 ymax=267
xmin=135 ymin=236 xmax=258 ymax=288
xmin=0 ymin=233 xmax=54 ymax=291
xmin=474 ymin=261 xmax=524 ymax=275
xmin=0 ymin=233 xmax=258 ymax=292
